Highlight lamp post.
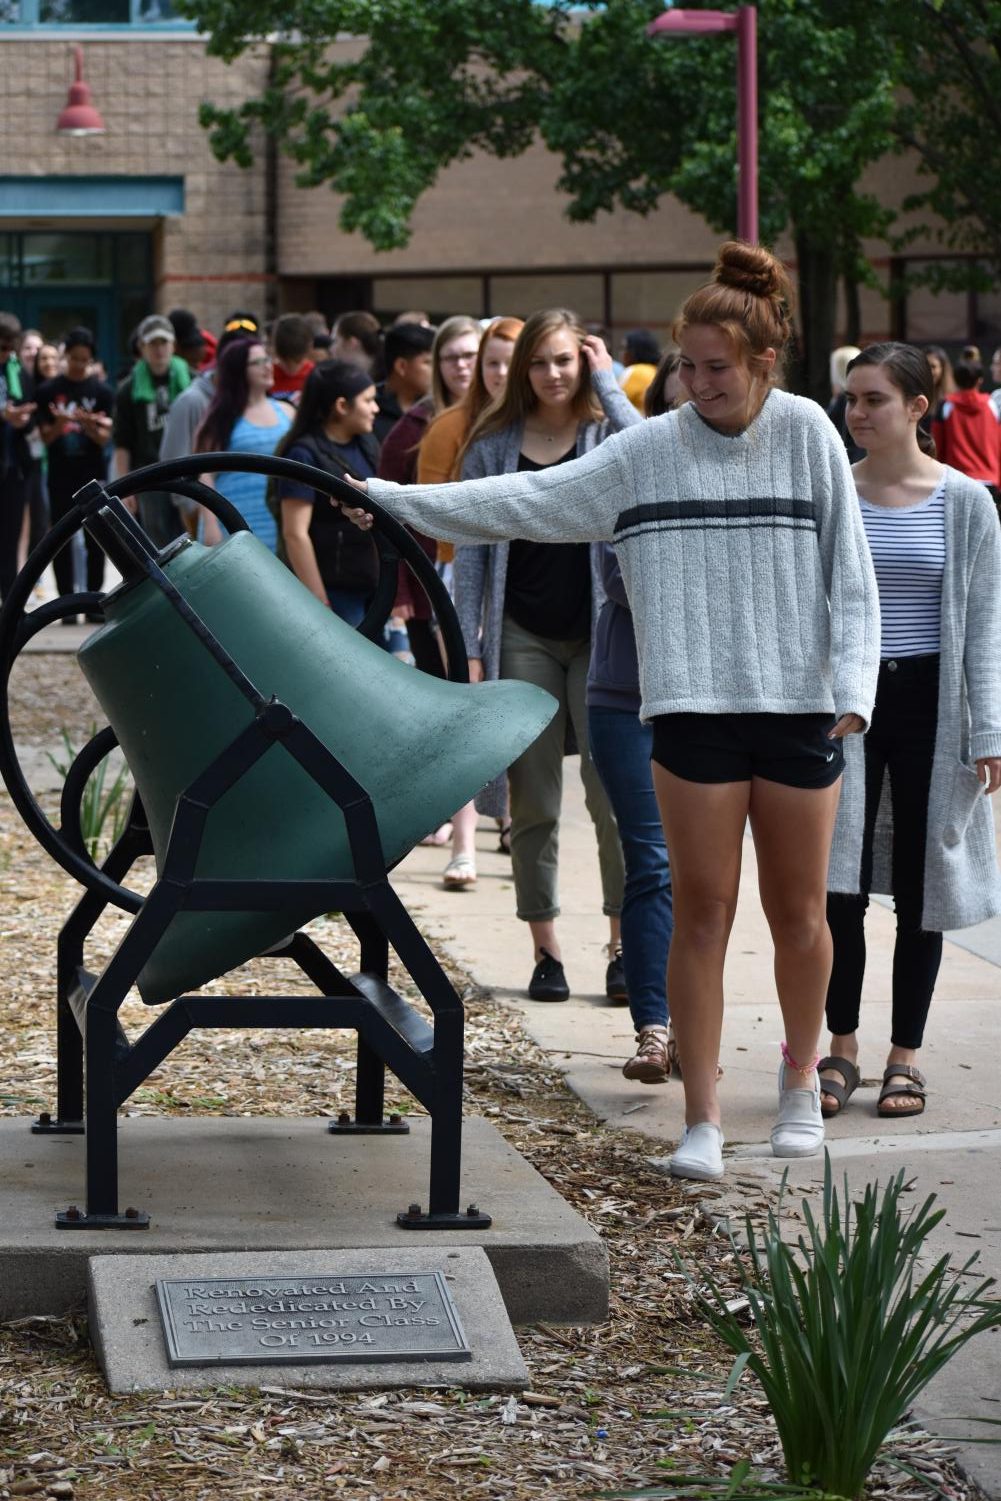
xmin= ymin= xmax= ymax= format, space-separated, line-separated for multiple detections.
xmin=647 ymin=6 xmax=758 ymax=244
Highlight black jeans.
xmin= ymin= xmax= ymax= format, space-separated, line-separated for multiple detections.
xmin=49 ymin=477 xmax=106 ymax=598
xmin=0 ymin=470 xmax=26 ymax=601
xmin=826 ymin=654 xmax=943 ymax=1050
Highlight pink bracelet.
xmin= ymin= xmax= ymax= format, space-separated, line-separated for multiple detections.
xmin=781 ymin=1042 xmax=820 ymax=1074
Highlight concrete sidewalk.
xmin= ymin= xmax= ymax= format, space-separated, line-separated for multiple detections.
xmin=394 ymin=774 xmax=1001 ymax=1496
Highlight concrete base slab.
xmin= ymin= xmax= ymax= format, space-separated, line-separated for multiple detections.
xmin=0 ymin=1115 xmax=606 ymax=1326
xmin=89 ymin=1247 xmax=528 ymax=1394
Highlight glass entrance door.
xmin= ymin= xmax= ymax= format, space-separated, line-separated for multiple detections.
xmin=21 ymin=288 xmax=115 ymax=373
xmin=0 ymin=229 xmax=151 ymax=378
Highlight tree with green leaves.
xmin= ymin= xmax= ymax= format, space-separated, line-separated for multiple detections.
xmin=889 ymin=1 xmax=1001 ymax=285
xmin=177 ymin=0 xmax=908 ymax=400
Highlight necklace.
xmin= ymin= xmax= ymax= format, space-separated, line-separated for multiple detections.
xmin=526 ymin=420 xmax=577 ymax=442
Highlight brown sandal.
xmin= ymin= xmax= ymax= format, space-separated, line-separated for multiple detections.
xmin=818 ymin=1055 xmax=861 ymax=1118
xmin=877 ymin=1064 xmax=926 ymax=1118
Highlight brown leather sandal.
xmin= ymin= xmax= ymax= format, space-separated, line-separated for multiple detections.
xmin=818 ymin=1055 xmax=861 ymax=1118
xmin=877 ymin=1064 xmax=926 ymax=1118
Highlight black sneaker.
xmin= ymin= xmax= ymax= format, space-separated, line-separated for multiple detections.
xmin=605 ymin=948 xmax=628 ymax=1004
xmin=528 ymin=947 xmax=569 ymax=1002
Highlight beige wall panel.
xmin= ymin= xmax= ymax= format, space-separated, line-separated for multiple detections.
xmin=611 ymin=268 xmax=712 ymax=339
xmin=487 ymin=272 xmax=604 ymax=322
xmin=370 ymin=275 xmax=484 ymax=318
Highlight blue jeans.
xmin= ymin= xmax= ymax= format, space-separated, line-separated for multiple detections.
xmin=326 ymin=587 xmax=369 ymax=628
xmin=327 ymin=587 xmax=401 ymax=655
xmin=588 ymin=704 xmax=672 ymax=1030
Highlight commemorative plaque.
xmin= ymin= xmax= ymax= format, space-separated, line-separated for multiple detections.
xmin=155 ymin=1270 xmax=471 ymax=1368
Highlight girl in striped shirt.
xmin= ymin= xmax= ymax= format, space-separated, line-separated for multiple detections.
xmin=822 ymin=343 xmax=1001 ymax=1121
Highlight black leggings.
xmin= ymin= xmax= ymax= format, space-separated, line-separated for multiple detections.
xmin=826 ymin=655 xmax=943 ymax=1050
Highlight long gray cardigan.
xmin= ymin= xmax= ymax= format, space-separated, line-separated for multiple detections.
xmin=828 ymin=468 xmax=1001 ymax=931
xmin=452 ymin=368 xmax=641 ymax=815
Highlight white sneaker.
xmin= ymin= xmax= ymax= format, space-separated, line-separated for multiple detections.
xmin=669 ymin=1122 xmax=725 ymax=1181
xmin=771 ymin=1062 xmax=825 ymax=1158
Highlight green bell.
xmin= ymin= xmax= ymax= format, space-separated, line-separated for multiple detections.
xmin=79 ymin=532 xmax=556 ymax=1006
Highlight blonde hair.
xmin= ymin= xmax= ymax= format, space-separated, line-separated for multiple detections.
xmin=830 ymin=345 xmax=861 ymax=392
xmin=674 ymin=241 xmax=795 ymax=382
xmin=462 ymin=308 xmax=602 ymax=459
xmin=431 ymin=315 xmax=481 ymax=413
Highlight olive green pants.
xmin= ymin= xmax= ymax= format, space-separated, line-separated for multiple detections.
xmin=500 ymin=615 xmax=625 ymax=923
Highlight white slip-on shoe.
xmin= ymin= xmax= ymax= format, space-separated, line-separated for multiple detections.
xmin=669 ymin=1122 xmax=725 ymax=1181
xmin=771 ymin=1061 xmax=825 ymax=1158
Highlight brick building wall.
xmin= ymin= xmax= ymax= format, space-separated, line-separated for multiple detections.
xmin=0 ymin=35 xmax=272 ymax=334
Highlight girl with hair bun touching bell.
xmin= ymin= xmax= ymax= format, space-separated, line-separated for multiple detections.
xmin=340 ymin=242 xmax=881 ymax=1182
xmin=822 ymin=343 xmax=1001 ymax=1125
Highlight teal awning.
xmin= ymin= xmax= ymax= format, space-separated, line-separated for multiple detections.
xmin=0 ymin=176 xmax=184 ymax=217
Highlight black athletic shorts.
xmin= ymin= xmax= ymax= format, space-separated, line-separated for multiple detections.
xmin=650 ymin=712 xmax=844 ymax=789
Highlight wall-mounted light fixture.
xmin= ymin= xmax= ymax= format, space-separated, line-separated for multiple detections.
xmin=56 ymin=45 xmax=106 ymax=137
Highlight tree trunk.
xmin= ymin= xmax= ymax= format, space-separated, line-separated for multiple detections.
xmin=843 ymin=273 xmax=861 ymax=347
xmin=791 ymin=232 xmax=837 ymax=405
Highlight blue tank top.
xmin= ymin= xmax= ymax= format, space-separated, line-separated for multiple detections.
xmin=215 ymin=401 xmax=292 ymax=552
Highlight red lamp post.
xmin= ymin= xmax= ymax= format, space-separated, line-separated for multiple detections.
xmin=647 ymin=7 xmax=758 ymax=245
xmin=56 ymin=45 xmax=107 ymax=137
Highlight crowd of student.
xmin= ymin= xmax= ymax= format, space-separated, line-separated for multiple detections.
xmin=1 ymin=262 xmax=999 ymax=1182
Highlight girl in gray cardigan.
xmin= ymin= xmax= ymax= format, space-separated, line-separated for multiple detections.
xmin=823 ymin=343 xmax=1001 ymax=1121
xmin=453 ymin=309 xmax=639 ymax=1003
xmin=347 ymin=243 xmax=882 ymax=1182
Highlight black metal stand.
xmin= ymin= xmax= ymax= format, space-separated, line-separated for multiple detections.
xmin=0 ymin=460 xmax=491 ymax=1232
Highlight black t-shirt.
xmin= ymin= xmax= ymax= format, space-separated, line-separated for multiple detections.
xmin=113 ymin=368 xmax=173 ymax=470
xmin=37 ymin=374 xmax=114 ymax=490
xmin=504 ymin=447 xmax=591 ymax=641
xmin=279 ymin=435 xmax=380 ymax=594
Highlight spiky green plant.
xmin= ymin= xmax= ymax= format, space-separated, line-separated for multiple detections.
xmin=47 ymin=725 xmax=133 ymax=862
xmin=688 ymin=1155 xmax=1001 ymax=1499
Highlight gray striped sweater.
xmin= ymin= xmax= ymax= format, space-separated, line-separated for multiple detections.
xmin=367 ymin=388 xmax=882 ymax=725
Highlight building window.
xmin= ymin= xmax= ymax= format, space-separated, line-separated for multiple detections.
xmin=894 ymin=256 xmax=1001 ymax=359
xmin=3 ymin=0 xmax=187 ymax=24
xmin=0 ymin=229 xmax=153 ymax=372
